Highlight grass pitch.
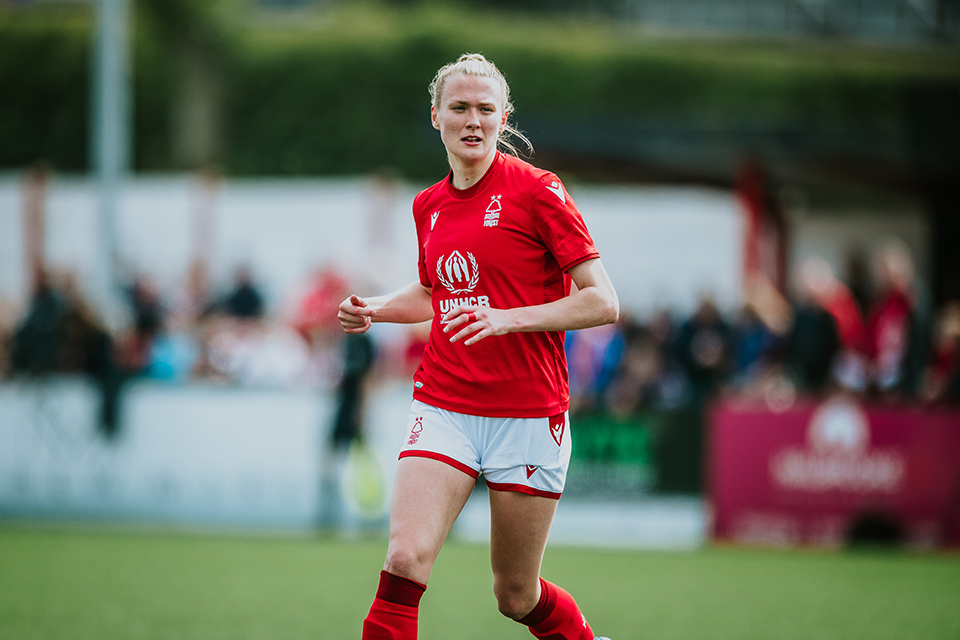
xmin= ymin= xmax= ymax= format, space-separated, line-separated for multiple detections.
xmin=1 ymin=525 xmax=958 ymax=640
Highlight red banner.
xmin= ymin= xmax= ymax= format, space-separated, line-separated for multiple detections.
xmin=709 ymin=397 xmax=960 ymax=547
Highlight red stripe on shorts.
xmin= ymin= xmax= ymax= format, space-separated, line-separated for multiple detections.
xmin=485 ymin=480 xmax=561 ymax=500
xmin=399 ymin=450 xmax=480 ymax=479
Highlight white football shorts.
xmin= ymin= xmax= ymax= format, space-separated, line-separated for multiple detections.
xmin=399 ymin=399 xmax=572 ymax=499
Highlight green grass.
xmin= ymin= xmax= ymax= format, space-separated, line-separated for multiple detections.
xmin=1 ymin=525 xmax=958 ymax=640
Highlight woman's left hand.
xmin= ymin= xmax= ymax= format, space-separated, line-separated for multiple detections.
xmin=441 ymin=305 xmax=514 ymax=346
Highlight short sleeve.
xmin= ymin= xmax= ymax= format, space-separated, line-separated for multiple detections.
xmin=531 ymin=174 xmax=599 ymax=272
xmin=414 ymin=191 xmax=433 ymax=288
xmin=418 ymin=240 xmax=431 ymax=288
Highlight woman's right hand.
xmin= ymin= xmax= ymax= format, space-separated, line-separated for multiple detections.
xmin=338 ymin=294 xmax=375 ymax=333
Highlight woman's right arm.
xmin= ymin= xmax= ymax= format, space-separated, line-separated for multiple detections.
xmin=338 ymin=281 xmax=434 ymax=334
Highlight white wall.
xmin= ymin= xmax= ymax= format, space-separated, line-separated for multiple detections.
xmin=0 ymin=378 xmax=708 ymax=546
xmin=0 ymin=173 xmax=745 ymax=320
xmin=0 ymin=378 xmax=412 ymax=528
xmin=788 ymin=207 xmax=931 ymax=293
xmin=575 ymin=185 xmax=745 ymax=316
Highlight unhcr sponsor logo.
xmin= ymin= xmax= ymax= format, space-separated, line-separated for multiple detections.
xmin=438 ymin=296 xmax=490 ymax=322
xmin=436 ymin=250 xmax=480 ymax=295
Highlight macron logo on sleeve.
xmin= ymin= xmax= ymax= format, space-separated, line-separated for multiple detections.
xmin=546 ymin=180 xmax=566 ymax=204
xmin=431 ymin=211 xmax=440 ymax=230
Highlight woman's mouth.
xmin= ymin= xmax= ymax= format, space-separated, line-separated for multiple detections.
xmin=461 ymin=135 xmax=482 ymax=145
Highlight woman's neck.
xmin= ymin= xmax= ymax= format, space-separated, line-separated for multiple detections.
xmin=449 ymin=151 xmax=497 ymax=190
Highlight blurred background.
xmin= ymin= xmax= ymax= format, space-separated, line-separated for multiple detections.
xmin=1 ymin=0 xmax=959 ymax=549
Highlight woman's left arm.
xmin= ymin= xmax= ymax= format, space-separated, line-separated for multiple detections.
xmin=443 ymin=257 xmax=619 ymax=346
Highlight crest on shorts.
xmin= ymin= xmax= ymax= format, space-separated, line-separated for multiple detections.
xmin=407 ymin=416 xmax=424 ymax=446
xmin=549 ymin=414 xmax=565 ymax=447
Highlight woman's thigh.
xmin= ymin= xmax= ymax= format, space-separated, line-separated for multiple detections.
xmin=384 ymin=456 xmax=476 ymax=584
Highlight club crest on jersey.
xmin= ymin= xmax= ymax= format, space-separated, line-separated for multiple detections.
xmin=549 ymin=414 xmax=565 ymax=447
xmin=436 ymin=251 xmax=480 ymax=294
xmin=483 ymin=194 xmax=502 ymax=227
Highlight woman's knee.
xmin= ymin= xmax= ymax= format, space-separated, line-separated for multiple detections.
xmin=493 ymin=576 xmax=539 ymax=620
xmin=383 ymin=540 xmax=433 ymax=582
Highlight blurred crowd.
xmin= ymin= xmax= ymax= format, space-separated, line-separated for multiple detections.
xmin=0 ymin=261 xmax=425 ymax=395
xmin=567 ymin=242 xmax=960 ymax=413
xmin=1 ymin=240 xmax=959 ymax=429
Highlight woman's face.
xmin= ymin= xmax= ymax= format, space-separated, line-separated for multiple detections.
xmin=431 ymin=73 xmax=508 ymax=170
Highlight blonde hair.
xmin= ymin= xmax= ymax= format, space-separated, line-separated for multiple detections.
xmin=429 ymin=53 xmax=533 ymax=158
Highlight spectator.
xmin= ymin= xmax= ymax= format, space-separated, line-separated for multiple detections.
xmin=330 ymin=332 xmax=377 ymax=450
xmin=129 ymin=275 xmax=164 ymax=337
xmin=287 ymin=265 xmax=352 ymax=387
xmin=866 ymin=241 xmax=916 ymax=395
xmin=732 ymin=275 xmax=792 ymax=389
xmin=116 ymin=275 xmax=165 ymax=374
xmin=922 ymin=301 xmax=960 ymax=404
xmin=0 ymin=298 xmax=17 ymax=379
xmin=145 ymin=321 xmax=200 ymax=382
xmin=605 ymin=313 xmax=669 ymax=413
xmin=10 ymin=270 xmax=64 ymax=375
xmin=676 ymin=295 xmax=732 ymax=404
xmin=785 ymin=260 xmax=841 ymax=393
xmin=223 ymin=265 xmax=265 ymax=319
xmin=566 ymin=321 xmax=625 ymax=413
xmin=794 ymin=257 xmax=868 ymax=392
xmin=732 ymin=303 xmax=781 ymax=385
xmin=11 ymin=271 xmax=123 ymax=438
xmin=59 ymin=273 xmax=124 ymax=437
xmin=290 ymin=265 xmax=349 ymax=342
xmin=844 ymin=247 xmax=872 ymax=320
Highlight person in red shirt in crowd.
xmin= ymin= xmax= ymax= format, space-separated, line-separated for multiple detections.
xmin=292 ymin=265 xmax=350 ymax=341
xmin=338 ymin=54 xmax=618 ymax=640
xmin=866 ymin=242 xmax=916 ymax=394
xmin=798 ymin=257 xmax=869 ymax=391
xmin=923 ymin=301 xmax=960 ymax=403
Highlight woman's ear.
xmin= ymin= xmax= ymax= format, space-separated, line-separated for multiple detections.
xmin=431 ymin=106 xmax=440 ymax=130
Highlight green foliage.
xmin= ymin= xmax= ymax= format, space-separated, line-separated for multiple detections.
xmin=0 ymin=7 xmax=91 ymax=171
xmin=1 ymin=1 xmax=958 ymax=177
xmin=223 ymin=31 xmax=452 ymax=178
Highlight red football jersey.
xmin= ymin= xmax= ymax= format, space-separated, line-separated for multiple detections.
xmin=411 ymin=152 xmax=600 ymax=417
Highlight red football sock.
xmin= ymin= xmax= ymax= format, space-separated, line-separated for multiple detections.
xmin=519 ymin=578 xmax=594 ymax=640
xmin=361 ymin=570 xmax=427 ymax=640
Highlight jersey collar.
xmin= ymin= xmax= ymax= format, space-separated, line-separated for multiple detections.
xmin=445 ymin=151 xmax=504 ymax=200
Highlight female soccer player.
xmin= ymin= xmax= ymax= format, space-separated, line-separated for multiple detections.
xmin=338 ymin=53 xmax=618 ymax=640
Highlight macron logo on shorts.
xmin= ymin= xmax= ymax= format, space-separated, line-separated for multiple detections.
xmin=526 ymin=465 xmax=539 ymax=479
xmin=549 ymin=414 xmax=565 ymax=447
